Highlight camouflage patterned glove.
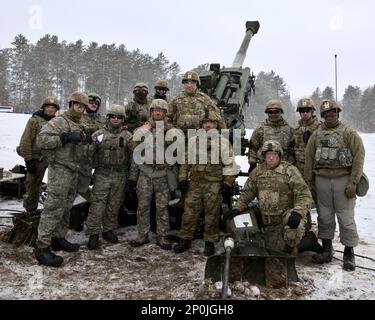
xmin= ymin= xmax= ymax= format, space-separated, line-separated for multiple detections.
xmin=345 ymin=182 xmax=357 ymax=199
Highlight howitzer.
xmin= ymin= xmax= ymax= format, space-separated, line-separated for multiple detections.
xmin=199 ymin=21 xmax=260 ymax=155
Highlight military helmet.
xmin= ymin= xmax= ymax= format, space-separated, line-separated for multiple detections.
xmin=261 ymin=140 xmax=283 ymax=156
xmin=42 ymin=96 xmax=60 ymax=110
xmin=155 ymin=80 xmax=169 ymax=91
xmin=296 ymin=98 xmax=315 ymax=112
xmin=150 ymin=99 xmax=168 ymax=112
xmin=88 ymin=93 xmax=102 ymax=106
xmin=68 ymin=92 xmax=89 ymax=107
xmin=133 ymin=83 xmax=149 ymax=94
xmin=107 ymin=104 xmax=125 ymax=118
xmin=200 ymin=110 xmax=221 ymax=124
xmin=182 ymin=71 xmax=201 ymax=86
xmin=356 ymin=172 xmax=369 ymax=197
xmin=265 ymin=99 xmax=284 ymax=113
xmin=320 ymin=100 xmax=342 ymax=116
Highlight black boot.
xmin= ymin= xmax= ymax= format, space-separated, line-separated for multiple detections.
xmin=34 ymin=246 xmax=63 ymax=267
xmin=173 ymin=238 xmax=192 ymax=253
xmin=298 ymin=231 xmax=323 ymax=253
xmin=88 ymin=234 xmax=99 ymax=250
xmin=51 ymin=238 xmax=80 ymax=253
xmin=312 ymin=239 xmax=333 ymax=264
xmin=102 ymin=231 xmax=118 ymax=244
xmin=204 ymin=241 xmax=215 ymax=257
xmin=343 ymin=246 xmax=356 ymax=272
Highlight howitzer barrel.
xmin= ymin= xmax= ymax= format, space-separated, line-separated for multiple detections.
xmin=232 ymin=21 xmax=260 ymax=68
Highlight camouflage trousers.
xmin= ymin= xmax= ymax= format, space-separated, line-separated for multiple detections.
xmin=262 ymin=212 xmax=307 ymax=251
xmin=86 ymin=168 xmax=126 ymax=235
xmin=37 ymin=164 xmax=79 ymax=248
xmin=179 ymin=181 xmax=222 ymax=243
xmin=77 ymin=160 xmax=93 ymax=199
xmin=136 ymin=174 xmax=169 ymax=239
xmin=23 ymin=159 xmax=47 ymax=212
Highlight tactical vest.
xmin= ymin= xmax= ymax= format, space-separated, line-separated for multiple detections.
xmin=314 ymin=123 xmax=353 ymax=169
xmin=253 ymin=162 xmax=293 ymax=220
xmin=93 ymin=128 xmax=130 ymax=169
xmin=263 ymin=123 xmax=292 ymax=161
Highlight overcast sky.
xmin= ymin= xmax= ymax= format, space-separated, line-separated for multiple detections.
xmin=0 ymin=0 xmax=374 ymax=101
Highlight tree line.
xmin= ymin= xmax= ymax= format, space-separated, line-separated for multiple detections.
xmin=0 ymin=34 xmax=374 ymax=132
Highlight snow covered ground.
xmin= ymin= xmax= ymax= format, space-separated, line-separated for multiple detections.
xmin=0 ymin=112 xmax=375 ymax=300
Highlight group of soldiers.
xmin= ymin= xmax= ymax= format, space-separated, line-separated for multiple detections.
xmin=17 ymin=70 xmax=365 ymax=274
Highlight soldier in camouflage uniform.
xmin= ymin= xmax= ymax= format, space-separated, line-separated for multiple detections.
xmin=304 ymin=100 xmax=365 ymax=271
xmin=125 ymin=83 xmax=151 ymax=133
xmin=292 ymin=98 xmax=321 ymax=176
xmin=173 ymin=111 xmax=238 ymax=256
xmin=167 ymin=71 xmax=226 ymax=133
xmin=34 ymin=92 xmax=89 ymax=267
xmin=229 ymin=140 xmax=312 ymax=253
xmin=18 ymin=96 xmax=60 ymax=214
xmin=152 ymin=79 xmax=169 ymax=101
xmin=248 ymin=99 xmax=294 ymax=173
xmin=128 ymin=99 xmax=182 ymax=250
xmin=77 ymin=93 xmax=105 ymax=199
xmin=86 ymin=104 xmax=132 ymax=250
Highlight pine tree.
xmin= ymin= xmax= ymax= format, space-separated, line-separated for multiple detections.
xmin=341 ymin=85 xmax=362 ymax=129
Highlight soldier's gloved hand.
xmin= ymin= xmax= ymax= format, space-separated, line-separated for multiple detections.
xmin=248 ymin=163 xmax=257 ymax=174
xmin=127 ymin=180 xmax=137 ymax=192
xmin=25 ymin=160 xmax=37 ymax=174
xmin=60 ymin=132 xmax=82 ymax=145
xmin=223 ymin=208 xmax=241 ymax=221
xmin=287 ymin=212 xmax=302 ymax=229
xmin=345 ymin=182 xmax=357 ymax=199
xmin=179 ymin=180 xmax=189 ymax=194
xmin=84 ymin=134 xmax=93 ymax=144
xmin=221 ymin=183 xmax=233 ymax=205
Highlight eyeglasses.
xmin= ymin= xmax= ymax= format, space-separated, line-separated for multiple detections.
xmin=322 ymin=109 xmax=337 ymax=117
xmin=89 ymin=99 xmax=100 ymax=106
xmin=299 ymin=108 xmax=312 ymax=114
xmin=267 ymin=110 xmax=280 ymax=115
xmin=155 ymin=87 xmax=168 ymax=92
xmin=109 ymin=115 xmax=124 ymax=120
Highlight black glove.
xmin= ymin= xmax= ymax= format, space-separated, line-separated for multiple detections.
xmin=248 ymin=163 xmax=257 ymax=174
xmin=127 ymin=180 xmax=137 ymax=192
xmin=287 ymin=211 xmax=302 ymax=229
xmin=179 ymin=180 xmax=189 ymax=194
xmin=221 ymin=183 xmax=233 ymax=205
xmin=25 ymin=160 xmax=37 ymax=174
xmin=223 ymin=209 xmax=241 ymax=221
xmin=84 ymin=134 xmax=93 ymax=144
xmin=60 ymin=132 xmax=82 ymax=145
xmin=303 ymin=131 xmax=312 ymax=144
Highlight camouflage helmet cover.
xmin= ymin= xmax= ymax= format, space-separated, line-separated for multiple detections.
xmin=88 ymin=92 xmax=102 ymax=105
xmin=265 ymin=99 xmax=284 ymax=113
xmin=155 ymin=79 xmax=169 ymax=90
xmin=68 ymin=92 xmax=89 ymax=107
xmin=261 ymin=140 xmax=284 ymax=156
xmin=200 ymin=110 xmax=221 ymax=124
xmin=107 ymin=104 xmax=125 ymax=118
xmin=150 ymin=99 xmax=168 ymax=112
xmin=42 ymin=96 xmax=60 ymax=110
xmin=133 ymin=83 xmax=149 ymax=93
xmin=296 ymin=98 xmax=315 ymax=111
xmin=182 ymin=71 xmax=201 ymax=86
xmin=320 ymin=100 xmax=342 ymax=116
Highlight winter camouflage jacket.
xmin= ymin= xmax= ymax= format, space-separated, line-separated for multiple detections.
xmin=167 ymin=90 xmax=226 ymax=132
xmin=234 ymin=161 xmax=312 ymax=223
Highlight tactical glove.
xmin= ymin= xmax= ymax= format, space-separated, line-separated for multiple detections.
xmin=248 ymin=163 xmax=257 ymax=174
xmin=60 ymin=132 xmax=82 ymax=145
xmin=84 ymin=134 xmax=93 ymax=144
xmin=25 ymin=160 xmax=37 ymax=174
xmin=287 ymin=211 xmax=302 ymax=229
xmin=345 ymin=182 xmax=357 ymax=199
xmin=303 ymin=131 xmax=312 ymax=144
xmin=179 ymin=180 xmax=189 ymax=194
xmin=223 ymin=208 xmax=241 ymax=222
xmin=221 ymin=183 xmax=233 ymax=205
